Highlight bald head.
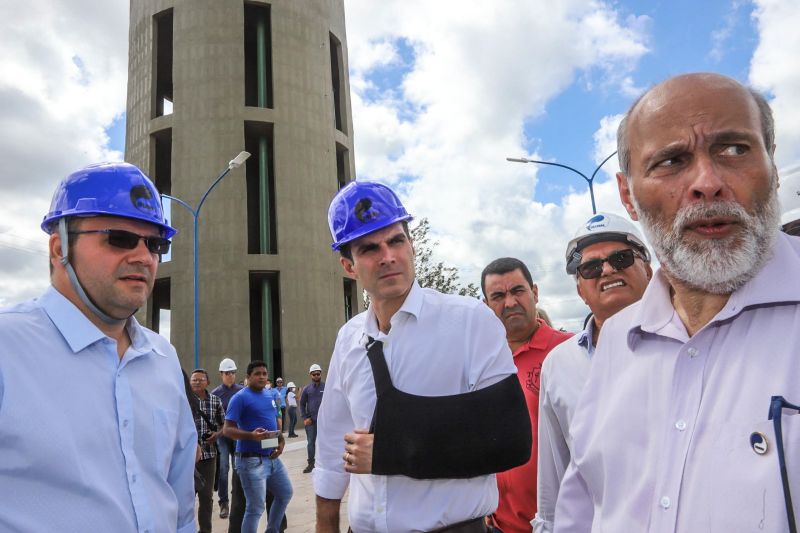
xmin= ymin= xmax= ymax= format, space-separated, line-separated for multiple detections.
xmin=617 ymin=73 xmax=774 ymax=177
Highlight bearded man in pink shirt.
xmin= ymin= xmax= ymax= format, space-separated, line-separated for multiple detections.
xmin=554 ymin=73 xmax=800 ymax=533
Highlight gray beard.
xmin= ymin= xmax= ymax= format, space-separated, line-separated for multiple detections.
xmin=632 ymin=188 xmax=780 ymax=295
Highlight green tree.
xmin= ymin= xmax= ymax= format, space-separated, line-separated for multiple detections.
xmin=411 ymin=218 xmax=479 ymax=298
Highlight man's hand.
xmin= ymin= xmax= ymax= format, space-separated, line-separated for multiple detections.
xmin=343 ymin=428 xmax=373 ymax=474
xmin=269 ymin=433 xmax=285 ymax=459
xmin=251 ymin=427 xmax=269 ymax=440
xmin=304 ymin=418 xmax=314 ymax=427
xmin=204 ymin=431 xmax=220 ymax=444
xmin=316 ymin=495 xmax=341 ymax=533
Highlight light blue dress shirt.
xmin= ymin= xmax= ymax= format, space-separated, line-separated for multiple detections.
xmin=0 ymin=287 xmax=197 ymax=533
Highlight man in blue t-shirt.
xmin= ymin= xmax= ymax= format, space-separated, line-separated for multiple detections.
xmin=223 ymin=361 xmax=293 ymax=533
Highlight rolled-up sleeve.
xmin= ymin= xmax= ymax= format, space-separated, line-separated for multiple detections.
xmin=313 ymin=332 xmax=354 ymax=500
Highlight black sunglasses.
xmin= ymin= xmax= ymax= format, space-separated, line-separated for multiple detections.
xmin=70 ymin=229 xmax=171 ymax=254
xmin=577 ymin=248 xmax=643 ymax=280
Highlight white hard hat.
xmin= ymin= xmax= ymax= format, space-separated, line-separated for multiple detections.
xmin=309 ymin=363 xmax=322 ymax=373
xmin=565 ymin=212 xmax=651 ymax=275
xmin=780 ymin=163 xmax=800 ymax=234
xmin=219 ymin=357 xmax=237 ymax=372
xmin=287 ymin=381 xmax=296 ymax=388
xmin=276 ymin=377 xmax=284 ymax=382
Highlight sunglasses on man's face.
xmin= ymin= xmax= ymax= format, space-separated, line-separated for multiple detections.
xmin=70 ymin=229 xmax=171 ymax=255
xmin=576 ymin=248 xmax=642 ymax=280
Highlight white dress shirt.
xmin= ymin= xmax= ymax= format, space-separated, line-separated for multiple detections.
xmin=554 ymin=233 xmax=800 ymax=532
xmin=313 ymin=280 xmax=516 ymax=532
xmin=533 ymin=321 xmax=595 ymax=533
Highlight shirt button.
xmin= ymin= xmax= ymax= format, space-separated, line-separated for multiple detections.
xmin=660 ymin=496 xmax=671 ymax=509
xmin=131 ymin=474 xmax=137 ymax=483
xmin=675 ymin=420 xmax=687 ymax=431
xmin=687 ymin=347 xmax=698 ymax=358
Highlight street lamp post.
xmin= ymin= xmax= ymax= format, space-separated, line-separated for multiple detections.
xmin=162 ymin=151 xmax=251 ymax=369
xmin=506 ymin=151 xmax=618 ymax=215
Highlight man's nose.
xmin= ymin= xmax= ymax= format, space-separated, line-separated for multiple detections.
xmin=689 ymin=154 xmax=727 ymax=201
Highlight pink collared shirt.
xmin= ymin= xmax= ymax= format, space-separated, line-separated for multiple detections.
xmin=554 ymin=233 xmax=800 ymax=533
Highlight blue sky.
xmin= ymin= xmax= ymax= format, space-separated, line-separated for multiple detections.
xmin=2 ymin=0 xmax=799 ymax=330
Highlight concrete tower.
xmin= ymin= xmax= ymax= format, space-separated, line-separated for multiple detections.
xmin=125 ymin=0 xmax=360 ymax=379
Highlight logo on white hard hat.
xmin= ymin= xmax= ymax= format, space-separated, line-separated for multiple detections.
xmin=585 ymin=214 xmax=610 ymax=232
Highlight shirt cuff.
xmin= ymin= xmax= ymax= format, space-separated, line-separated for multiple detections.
xmin=313 ymin=466 xmax=350 ymax=500
xmin=531 ymin=513 xmax=553 ymax=533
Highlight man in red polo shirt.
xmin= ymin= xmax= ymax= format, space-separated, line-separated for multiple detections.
xmin=482 ymin=258 xmax=572 ymax=533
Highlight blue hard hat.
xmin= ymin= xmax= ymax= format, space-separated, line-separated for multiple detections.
xmin=41 ymin=162 xmax=177 ymax=238
xmin=328 ymin=181 xmax=413 ymax=250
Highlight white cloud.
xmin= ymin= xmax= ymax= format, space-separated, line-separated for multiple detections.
xmin=748 ymin=0 xmax=800 ymax=215
xmin=0 ymin=0 xmax=128 ymax=305
xmin=345 ymin=0 xmax=650 ymax=329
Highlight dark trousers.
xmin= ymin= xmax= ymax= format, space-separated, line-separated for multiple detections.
xmin=287 ymin=407 xmax=298 ymax=436
xmin=305 ymin=421 xmax=317 ymax=464
xmin=195 ymin=457 xmax=217 ymax=533
xmin=227 ymin=468 xmax=287 ymax=533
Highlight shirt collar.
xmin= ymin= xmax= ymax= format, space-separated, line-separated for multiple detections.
xmin=41 ymin=286 xmax=166 ymax=357
xmin=512 ymin=318 xmax=555 ymax=357
xmin=577 ymin=318 xmax=596 ymax=357
xmin=363 ymin=279 xmax=423 ymax=341
xmin=626 ymin=232 xmax=800 ymax=348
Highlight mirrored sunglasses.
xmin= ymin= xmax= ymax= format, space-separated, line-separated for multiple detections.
xmin=577 ymin=248 xmax=641 ymax=280
xmin=70 ymin=229 xmax=171 ymax=255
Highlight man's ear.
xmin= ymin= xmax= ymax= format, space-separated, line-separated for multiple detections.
xmin=531 ymin=283 xmax=539 ymax=304
xmin=617 ymin=172 xmax=639 ymax=221
xmin=49 ymin=232 xmax=65 ymax=268
xmin=339 ymin=256 xmax=358 ymax=280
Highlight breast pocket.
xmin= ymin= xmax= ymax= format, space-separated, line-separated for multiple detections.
xmin=152 ymin=408 xmax=179 ymax=478
xmin=710 ymin=413 xmax=800 ymax=532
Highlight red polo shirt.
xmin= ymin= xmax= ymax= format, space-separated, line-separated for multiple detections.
xmin=492 ymin=319 xmax=572 ymax=533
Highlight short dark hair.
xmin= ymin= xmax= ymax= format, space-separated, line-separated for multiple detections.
xmin=191 ymin=368 xmax=209 ymax=380
xmin=339 ymin=221 xmax=411 ymax=261
xmin=481 ymin=257 xmax=534 ymax=297
xmin=246 ymin=360 xmax=268 ymax=376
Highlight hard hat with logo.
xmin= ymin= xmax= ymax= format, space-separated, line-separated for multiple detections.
xmin=287 ymin=381 xmax=296 ymax=388
xmin=565 ymin=212 xmax=650 ymax=275
xmin=309 ymin=363 xmax=322 ymax=373
xmin=328 ymin=181 xmax=413 ymax=251
xmin=219 ymin=358 xmax=237 ymax=372
xmin=42 ymin=162 xmax=176 ymax=238
xmin=41 ymin=162 xmax=175 ymax=325
xmin=780 ymin=164 xmax=800 ymax=235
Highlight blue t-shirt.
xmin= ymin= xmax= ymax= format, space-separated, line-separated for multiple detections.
xmin=225 ymin=387 xmax=279 ymax=455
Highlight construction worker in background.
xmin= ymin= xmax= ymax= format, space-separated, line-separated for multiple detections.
xmin=0 ymin=162 xmax=196 ymax=532
xmin=314 ymin=181 xmax=531 ymax=532
xmin=300 ymin=363 xmax=325 ymax=473
xmin=211 ymin=356 xmax=243 ymax=519
xmin=533 ymin=213 xmax=652 ymax=532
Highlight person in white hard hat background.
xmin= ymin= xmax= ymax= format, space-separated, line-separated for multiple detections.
xmin=533 ymin=213 xmax=652 ymax=533
xmin=211 ymin=357 xmax=244 ymax=519
xmin=285 ymin=382 xmax=299 ymax=438
xmin=300 ymin=363 xmax=325 ymax=473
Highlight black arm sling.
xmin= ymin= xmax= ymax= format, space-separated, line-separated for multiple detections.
xmin=366 ymin=338 xmax=531 ymax=479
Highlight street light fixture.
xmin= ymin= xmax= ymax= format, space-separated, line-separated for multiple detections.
xmin=506 ymin=151 xmax=618 ymax=215
xmin=162 ymin=150 xmax=251 ymax=368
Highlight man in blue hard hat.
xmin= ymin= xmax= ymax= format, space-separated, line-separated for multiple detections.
xmin=314 ymin=181 xmax=532 ymax=532
xmin=0 ymin=162 xmax=197 ymax=532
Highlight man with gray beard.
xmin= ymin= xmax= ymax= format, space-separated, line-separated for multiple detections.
xmin=553 ymin=73 xmax=800 ymax=533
